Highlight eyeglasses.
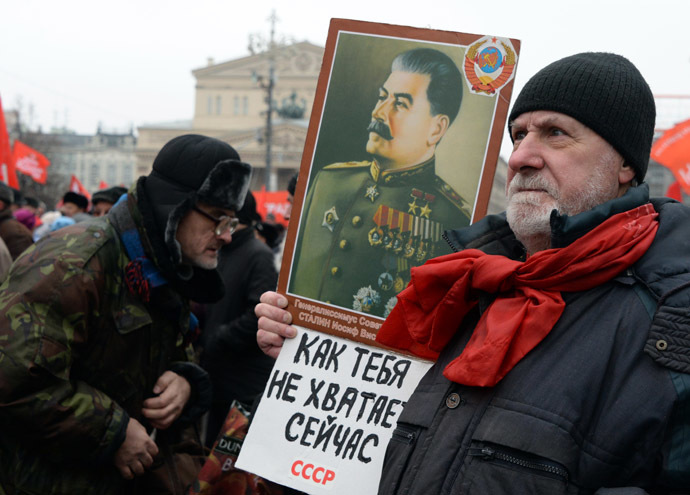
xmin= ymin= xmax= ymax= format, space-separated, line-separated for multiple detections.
xmin=192 ymin=205 xmax=239 ymax=236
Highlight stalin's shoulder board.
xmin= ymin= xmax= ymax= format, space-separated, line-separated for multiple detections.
xmin=323 ymin=160 xmax=372 ymax=170
xmin=434 ymin=176 xmax=471 ymax=218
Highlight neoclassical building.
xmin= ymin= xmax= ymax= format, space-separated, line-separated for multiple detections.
xmin=135 ymin=41 xmax=324 ymax=191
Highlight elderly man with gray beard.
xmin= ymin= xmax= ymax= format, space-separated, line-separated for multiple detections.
xmin=256 ymin=52 xmax=690 ymax=493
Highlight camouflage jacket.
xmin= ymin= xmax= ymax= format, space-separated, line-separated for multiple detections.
xmin=0 ymin=194 xmax=209 ymax=494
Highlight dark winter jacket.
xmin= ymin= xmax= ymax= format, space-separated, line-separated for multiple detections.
xmin=378 ymin=185 xmax=690 ymax=494
xmin=200 ymin=226 xmax=278 ymax=429
xmin=0 ymin=207 xmax=33 ymax=259
xmin=0 ymin=189 xmax=212 ymax=494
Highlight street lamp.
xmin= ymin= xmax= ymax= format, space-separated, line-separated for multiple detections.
xmin=249 ymin=10 xmax=280 ymax=192
xmin=252 ymin=66 xmax=275 ymax=191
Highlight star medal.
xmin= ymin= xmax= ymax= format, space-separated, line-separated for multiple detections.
xmin=416 ymin=240 xmax=428 ymax=262
xmin=322 ymin=206 xmax=339 ymax=232
xmin=377 ymin=272 xmax=394 ymax=291
xmin=382 ymin=230 xmax=393 ymax=249
xmin=369 ymin=205 xmax=390 ymax=247
xmin=411 ymin=188 xmax=435 ymax=219
xmin=404 ymin=237 xmax=416 ymax=258
xmin=392 ymin=230 xmax=405 ymax=253
xmin=353 ymin=286 xmax=380 ymax=313
xmin=393 ymin=275 xmax=406 ymax=293
xmin=383 ymin=296 xmax=398 ymax=318
xmin=368 ymin=226 xmax=384 ymax=246
xmin=365 ymin=184 xmax=379 ymax=202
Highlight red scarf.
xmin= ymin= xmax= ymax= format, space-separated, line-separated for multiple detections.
xmin=376 ymin=204 xmax=659 ymax=387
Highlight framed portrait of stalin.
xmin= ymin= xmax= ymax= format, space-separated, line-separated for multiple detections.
xmin=280 ymin=19 xmax=520 ymax=343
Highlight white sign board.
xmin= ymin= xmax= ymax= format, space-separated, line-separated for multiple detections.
xmin=236 ymin=326 xmax=432 ymax=494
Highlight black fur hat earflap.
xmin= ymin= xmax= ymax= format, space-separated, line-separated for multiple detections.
xmin=144 ymin=134 xmax=252 ymax=266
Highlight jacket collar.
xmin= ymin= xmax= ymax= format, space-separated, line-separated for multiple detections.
xmin=550 ymin=183 xmax=649 ymax=249
xmin=370 ymin=156 xmax=436 ymax=185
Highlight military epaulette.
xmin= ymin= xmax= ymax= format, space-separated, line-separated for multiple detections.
xmin=434 ymin=176 xmax=471 ymax=217
xmin=323 ymin=160 xmax=372 ymax=170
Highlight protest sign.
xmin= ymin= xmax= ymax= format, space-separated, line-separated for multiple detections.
xmin=236 ymin=327 xmax=432 ymax=494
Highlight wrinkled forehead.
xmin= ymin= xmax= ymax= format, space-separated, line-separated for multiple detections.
xmin=509 ymin=110 xmax=591 ymax=135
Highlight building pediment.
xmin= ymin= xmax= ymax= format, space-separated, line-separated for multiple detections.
xmin=193 ymin=41 xmax=324 ymax=81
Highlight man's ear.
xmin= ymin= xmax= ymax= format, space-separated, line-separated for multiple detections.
xmin=428 ymin=114 xmax=450 ymax=146
xmin=618 ymin=162 xmax=636 ymax=185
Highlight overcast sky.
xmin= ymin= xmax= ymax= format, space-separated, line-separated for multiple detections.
xmin=2 ymin=0 xmax=689 ymax=159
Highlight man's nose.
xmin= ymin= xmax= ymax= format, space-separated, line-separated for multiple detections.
xmin=218 ymin=230 xmax=233 ymax=244
xmin=508 ymin=133 xmax=546 ymax=174
xmin=372 ymin=98 xmax=391 ymax=121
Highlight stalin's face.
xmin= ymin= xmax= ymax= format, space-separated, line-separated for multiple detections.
xmin=365 ymin=70 xmax=449 ymax=170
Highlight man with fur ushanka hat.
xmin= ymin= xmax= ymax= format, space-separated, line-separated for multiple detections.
xmin=60 ymin=191 xmax=89 ymax=217
xmin=0 ymin=134 xmax=251 ymax=494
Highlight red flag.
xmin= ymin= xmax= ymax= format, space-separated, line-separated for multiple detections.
xmin=253 ymin=189 xmax=290 ymax=226
xmin=0 ymin=96 xmax=19 ymax=188
xmin=13 ymin=141 xmax=50 ymax=184
xmin=651 ymin=119 xmax=690 ymax=194
xmin=665 ymin=181 xmax=683 ymax=201
xmin=98 ymin=180 xmax=108 ymax=190
xmin=69 ymin=174 xmax=91 ymax=199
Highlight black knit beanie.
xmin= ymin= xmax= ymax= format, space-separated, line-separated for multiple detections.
xmin=508 ymin=52 xmax=656 ymax=182
xmin=143 ymin=134 xmax=252 ymax=266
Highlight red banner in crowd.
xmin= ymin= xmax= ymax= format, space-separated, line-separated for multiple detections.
xmin=665 ymin=181 xmax=683 ymax=201
xmin=651 ymin=119 xmax=690 ymax=194
xmin=69 ymin=174 xmax=91 ymax=199
xmin=13 ymin=140 xmax=50 ymax=184
xmin=253 ymin=188 xmax=289 ymax=227
xmin=0 ymin=96 xmax=19 ymax=188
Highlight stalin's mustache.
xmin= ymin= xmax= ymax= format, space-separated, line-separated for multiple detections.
xmin=367 ymin=120 xmax=393 ymax=141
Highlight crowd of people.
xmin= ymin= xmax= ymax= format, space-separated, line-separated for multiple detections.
xmin=0 ymin=184 xmax=138 ymax=282
xmin=0 ymin=181 xmax=289 ymax=285
xmin=1 ymin=49 xmax=689 ymax=495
